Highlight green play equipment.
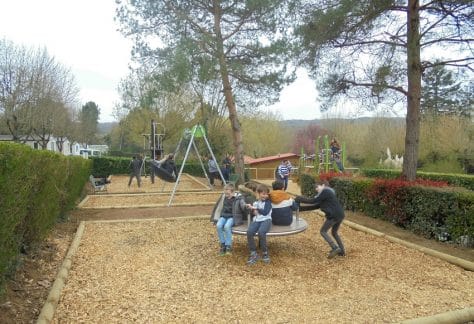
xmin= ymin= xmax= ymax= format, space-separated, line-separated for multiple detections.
xmin=299 ymin=135 xmax=346 ymax=174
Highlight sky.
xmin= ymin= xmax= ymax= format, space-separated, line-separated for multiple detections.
xmin=0 ymin=0 xmax=327 ymax=123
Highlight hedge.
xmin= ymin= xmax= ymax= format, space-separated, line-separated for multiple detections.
xmin=361 ymin=168 xmax=474 ymax=191
xmin=0 ymin=143 xmax=91 ymax=296
xmin=91 ymin=156 xmax=230 ymax=178
xmin=299 ymin=172 xmax=474 ymax=247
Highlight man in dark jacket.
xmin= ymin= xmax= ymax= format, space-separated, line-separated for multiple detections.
xmin=128 ymin=155 xmax=143 ymax=188
xmin=295 ymin=180 xmax=345 ymax=258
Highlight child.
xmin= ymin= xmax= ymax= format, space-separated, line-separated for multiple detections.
xmin=276 ymin=160 xmax=291 ymax=190
xmin=246 ymin=184 xmax=272 ymax=265
xmin=208 ymin=156 xmax=221 ymax=187
xmin=269 ymin=180 xmax=297 ymax=226
xmin=295 ymin=180 xmax=345 ymax=258
xmin=215 ymin=183 xmax=239 ymax=255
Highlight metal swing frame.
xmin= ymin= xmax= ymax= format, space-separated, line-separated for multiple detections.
xmin=168 ymin=124 xmax=226 ymax=206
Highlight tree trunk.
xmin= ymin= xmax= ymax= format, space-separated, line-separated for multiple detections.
xmin=403 ymin=0 xmax=422 ymax=181
xmin=213 ymin=1 xmax=245 ymax=183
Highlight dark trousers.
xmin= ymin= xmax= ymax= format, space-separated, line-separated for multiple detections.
xmin=280 ymin=175 xmax=289 ymax=190
xmin=128 ymin=173 xmax=141 ymax=187
xmin=320 ymin=218 xmax=345 ymax=254
xmin=247 ymin=219 xmax=272 ymax=253
xmin=222 ymin=167 xmax=230 ymax=181
xmin=209 ymin=172 xmax=220 ymax=185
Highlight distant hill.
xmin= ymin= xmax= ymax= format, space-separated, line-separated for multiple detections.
xmin=98 ymin=117 xmax=404 ymax=135
xmin=98 ymin=122 xmax=117 ymax=135
xmin=281 ymin=117 xmax=404 ymax=129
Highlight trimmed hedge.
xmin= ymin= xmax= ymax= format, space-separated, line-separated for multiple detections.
xmin=91 ymin=156 xmax=228 ymax=178
xmin=0 ymin=143 xmax=91 ymax=296
xmin=361 ymin=168 xmax=474 ymax=191
xmin=298 ymin=172 xmax=474 ymax=247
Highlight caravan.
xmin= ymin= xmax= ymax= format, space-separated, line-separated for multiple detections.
xmin=79 ymin=148 xmax=102 ymax=158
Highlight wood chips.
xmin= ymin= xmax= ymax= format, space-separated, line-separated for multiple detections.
xmin=82 ymin=174 xmax=222 ymax=208
xmin=52 ymin=213 xmax=474 ymax=323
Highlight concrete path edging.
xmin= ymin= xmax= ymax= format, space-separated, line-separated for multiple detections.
xmin=343 ymin=220 xmax=474 ymax=271
xmin=36 ymin=221 xmax=86 ymax=324
xmin=398 ymin=306 xmax=474 ymax=324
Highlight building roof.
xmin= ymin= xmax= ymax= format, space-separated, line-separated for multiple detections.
xmin=245 ymin=153 xmax=298 ymax=165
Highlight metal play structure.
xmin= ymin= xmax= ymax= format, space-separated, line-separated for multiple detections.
xmin=168 ymin=124 xmax=225 ymax=206
xmin=299 ymin=135 xmax=346 ymax=173
xmin=141 ymin=120 xmax=166 ymax=178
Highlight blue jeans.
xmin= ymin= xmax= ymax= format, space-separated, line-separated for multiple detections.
xmin=281 ymin=176 xmax=289 ymax=190
xmin=216 ymin=217 xmax=234 ymax=246
xmin=247 ymin=219 xmax=272 ymax=253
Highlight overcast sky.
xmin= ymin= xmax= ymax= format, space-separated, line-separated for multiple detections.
xmin=0 ymin=0 xmax=328 ymax=122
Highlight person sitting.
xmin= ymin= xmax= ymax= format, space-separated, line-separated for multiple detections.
xmin=210 ymin=184 xmax=251 ymax=255
xmin=269 ymin=180 xmax=297 ymax=226
xmin=151 ymin=153 xmax=178 ymax=182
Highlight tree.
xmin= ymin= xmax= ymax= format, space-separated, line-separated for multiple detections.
xmin=421 ymin=64 xmax=472 ymax=117
xmin=291 ymin=123 xmax=328 ymax=154
xmin=115 ymin=66 xmax=232 ymax=156
xmin=0 ymin=39 xmax=78 ymax=142
xmin=79 ymin=101 xmax=100 ymax=147
xmin=116 ymin=0 xmax=295 ymax=182
xmin=295 ymin=0 xmax=473 ymax=180
xmin=241 ymin=111 xmax=292 ymax=157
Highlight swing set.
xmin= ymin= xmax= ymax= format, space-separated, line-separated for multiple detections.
xmin=166 ymin=124 xmax=226 ymax=206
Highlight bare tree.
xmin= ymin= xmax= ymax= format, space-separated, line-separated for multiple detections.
xmin=0 ymin=39 xmax=79 ymax=144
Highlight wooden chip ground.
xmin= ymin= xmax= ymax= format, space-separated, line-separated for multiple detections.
xmin=43 ymin=175 xmax=474 ymax=322
xmin=51 ymin=213 xmax=473 ymax=323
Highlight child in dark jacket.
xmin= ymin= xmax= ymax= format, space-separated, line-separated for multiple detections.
xmin=269 ymin=180 xmax=297 ymax=226
xmin=216 ymin=184 xmax=236 ymax=255
xmin=295 ymin=180 xmax=345 ymax=259
xmin=213 ymin=184 xmax=248 ymax=255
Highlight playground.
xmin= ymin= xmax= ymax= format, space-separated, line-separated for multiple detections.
xmin=2 ymin=124 xmax=473 ymax=323
xmin=2 ymin=177 xmax=473 ymax=323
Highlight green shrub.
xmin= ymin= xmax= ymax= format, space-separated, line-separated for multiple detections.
xmin=331 ymin=177 xmax=372 ymax=213
xmin=445 ymin=192 xmax=474 ymax=245
xmin=0 ymin=143 xmax=90 ymax=295
xmin=299 ymin=172 xmax=316 ymax=197
xmin=0 ymin=143 xmax=32 ymax=288
xmin=361 ymin=168 xmax=474 ymax=190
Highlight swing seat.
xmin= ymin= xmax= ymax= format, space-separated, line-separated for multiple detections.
xmin=153 ymin=164 xmax=176 ymax=183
